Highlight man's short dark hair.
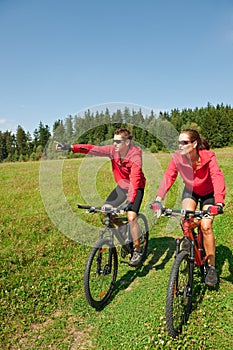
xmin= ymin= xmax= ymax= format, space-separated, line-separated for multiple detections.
xmin=114 ymin=128 xmax=133 ymax=140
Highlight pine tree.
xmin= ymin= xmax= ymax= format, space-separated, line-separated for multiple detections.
xmin=38 ymin=122 xmax=51 ymax=149
xmin=16 ymin=125 xmax=28 ymax=158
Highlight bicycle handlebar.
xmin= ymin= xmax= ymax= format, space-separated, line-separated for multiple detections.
xmin=149 ymin=204 xmax=222 ymax=218
xmin=77 ymin=204 xmax=122 ymax=214
xmin=161 ymin=208 xmax=209 ymax=218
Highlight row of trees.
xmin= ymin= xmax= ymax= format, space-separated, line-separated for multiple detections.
xmin=0 ymin=122 xmax=51 ymax=162
xmin=1 ymin=103 xmax=233 ymax=162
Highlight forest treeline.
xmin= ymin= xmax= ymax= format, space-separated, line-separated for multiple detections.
xmin=1 ymin=102 xmax=233 ymax=162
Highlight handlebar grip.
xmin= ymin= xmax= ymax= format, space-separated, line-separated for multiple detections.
xmin=77 ymin=204 xmax=104 ymax=212
xmin=77 ymin=204 xmax=122 ymax=214
xmin=77 ymin=204 xmax=92 ymax=210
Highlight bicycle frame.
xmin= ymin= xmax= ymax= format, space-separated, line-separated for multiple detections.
xmin=77 ymin=204 xmax=132 ymax=249
xmin=178 ymin=214 xmax=207 ymax=267
xmin=99 ymin=210 xmax=130 ymax=247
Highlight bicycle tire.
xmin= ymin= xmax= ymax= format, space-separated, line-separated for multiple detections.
xmin=137 ymin=213 xmax=149 ymax=261
xmin=166 ymin=250 xmax=193 ymax=338
xmin=84 ymin=238 xmax=118 ymax=309
xmin=197 ymin=228 xmax=208 ymax=278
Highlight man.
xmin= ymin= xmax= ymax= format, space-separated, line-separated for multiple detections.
xmin=56 ymin=128 xmax=146 ymax=266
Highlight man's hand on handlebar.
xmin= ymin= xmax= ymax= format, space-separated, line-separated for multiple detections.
xmin=119 ymin=201 xmax=133 ymax=213
xmin=151 ymin=200 xmax=164 ymax=218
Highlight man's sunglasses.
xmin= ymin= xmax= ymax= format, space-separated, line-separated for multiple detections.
xmin=178 ymin=140 xmax=194 ymax=145
xmin=113 ymin=139 xmax=126 ymax=144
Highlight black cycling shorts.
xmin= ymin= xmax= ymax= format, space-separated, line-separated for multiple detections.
xmin=105 ymin=185 xmax=144 ymax=214
xmin=182 ymin=187 xmax=215 ymax=209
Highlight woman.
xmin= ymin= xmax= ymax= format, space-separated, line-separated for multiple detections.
xmin=152 ymin=129 xmax=226 ymax=287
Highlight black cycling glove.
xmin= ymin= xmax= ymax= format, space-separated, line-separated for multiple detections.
xmin=56 ymin=142 xmax=71 ymax=151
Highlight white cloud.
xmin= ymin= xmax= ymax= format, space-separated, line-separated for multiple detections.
xmin=0 ymin=118 xmax=17 ymax=133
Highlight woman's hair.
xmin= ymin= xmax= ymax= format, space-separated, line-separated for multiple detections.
xmin=114 ymin=128 xmax=133 ymax=140
xmin=181 ymin=129 xmax=210 ymax=150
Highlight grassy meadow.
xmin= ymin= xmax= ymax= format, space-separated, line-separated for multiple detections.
xmin=0 ymin=147 xmax=233 ymax=349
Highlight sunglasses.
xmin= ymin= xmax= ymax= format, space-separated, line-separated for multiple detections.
xmin=178 ymin=140 xmax=194 ymax=145
xmin=113 ymin=139 xmax=126 ymax=144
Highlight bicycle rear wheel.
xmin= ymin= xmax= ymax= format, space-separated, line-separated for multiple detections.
xmin=166 ymin=250 xmax=193 ymax=338
xmin=84 ymin=238 xmax=118 ymax=309
xmin=137 ymin=213 xmax=149 ymax=261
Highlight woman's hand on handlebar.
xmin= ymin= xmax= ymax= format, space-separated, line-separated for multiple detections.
xmin=207 ymin=204 xmax=224 ymax=215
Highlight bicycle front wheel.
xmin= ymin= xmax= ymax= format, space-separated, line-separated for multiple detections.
xmin=166 ymin=250 xmax=193 ymax=338
xmin=84 ymin=238 xmax=118 ymax=309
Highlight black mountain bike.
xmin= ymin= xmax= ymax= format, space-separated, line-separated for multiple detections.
xmin=77 ymin=204 xmax=149 ymax=309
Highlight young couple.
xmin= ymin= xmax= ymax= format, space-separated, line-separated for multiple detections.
xmin=56 ymin=127 xmax=225 ymax=286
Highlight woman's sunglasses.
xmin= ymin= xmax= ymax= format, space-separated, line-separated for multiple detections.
xmin=178 ymin=140 xmax=194 ymax=145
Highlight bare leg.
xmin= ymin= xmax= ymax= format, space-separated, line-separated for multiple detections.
xmin=127 ymin=211 xmax=141 ymax=251
xmin=201 ymin=205 xmax=215 ymax=266
xmin=182 ymin=198 xmax=197 ymax=211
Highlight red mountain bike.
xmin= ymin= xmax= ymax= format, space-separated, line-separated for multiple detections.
xmin=152 ymin=205 xmax=222 ymax=338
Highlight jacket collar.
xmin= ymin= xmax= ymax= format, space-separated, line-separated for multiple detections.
xmin=174 ymin=149 xmax=212 ymax=167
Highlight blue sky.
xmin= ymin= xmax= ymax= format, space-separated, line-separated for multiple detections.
xmin=1 ymin=0 xmax=233 ymax=135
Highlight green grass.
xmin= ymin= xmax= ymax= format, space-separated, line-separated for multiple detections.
xmin=0 ymin=148 xmax=233 ymax=349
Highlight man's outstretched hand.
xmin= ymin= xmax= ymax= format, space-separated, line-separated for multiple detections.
xmin=54 ymin=142 xmax=71 ymax=151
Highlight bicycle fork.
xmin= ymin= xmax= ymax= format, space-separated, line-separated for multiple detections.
xmin=97 ymin=230 xmax=115 ymax=276
xmin=175 ymin=238 xmax=195 ymax=299
xmin=187 ymin=241 xmax=195 ymax=297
